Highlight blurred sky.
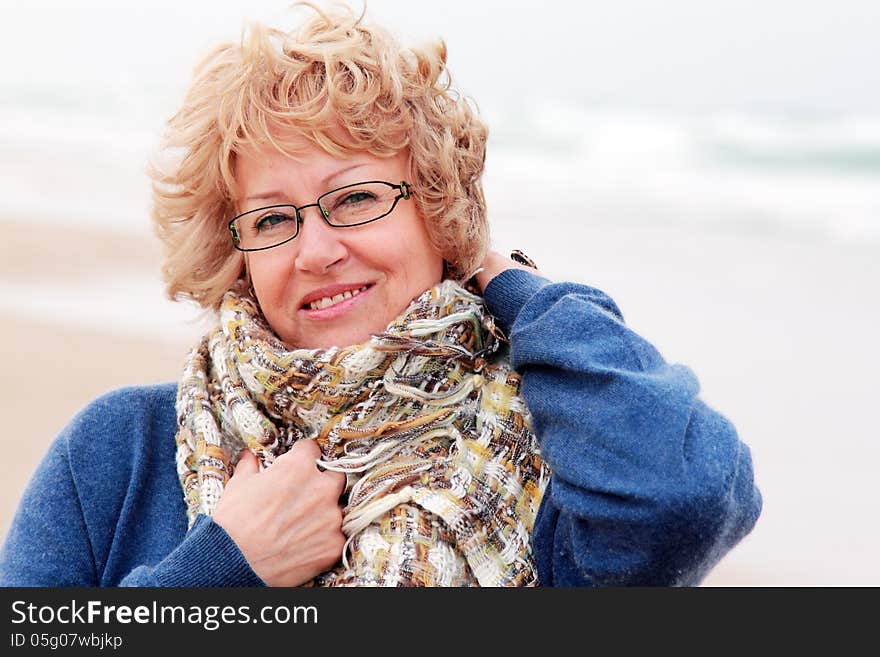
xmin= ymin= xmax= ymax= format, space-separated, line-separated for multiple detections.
xmin=2 ymin=0 xmax=879 ymax=116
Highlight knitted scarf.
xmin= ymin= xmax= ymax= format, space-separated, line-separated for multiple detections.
xmin=175 ymin=280 xmax=549 ymax=586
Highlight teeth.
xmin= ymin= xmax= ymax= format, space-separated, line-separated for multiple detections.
xmin=308 ymin=286 xmax=368 ymax=311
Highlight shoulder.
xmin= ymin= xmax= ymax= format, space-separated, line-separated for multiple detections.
xmin=67 ymin=383 xmax=177 ymax=431
xmin=62 ymin=383 xmax=179 ymax=469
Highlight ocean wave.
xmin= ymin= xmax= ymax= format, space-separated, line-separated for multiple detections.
xmin=1 ymin=89 xmax=877 ymax=242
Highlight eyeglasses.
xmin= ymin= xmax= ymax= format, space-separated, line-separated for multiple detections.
xmin=228 ymin=180 xmax=412 ymax=252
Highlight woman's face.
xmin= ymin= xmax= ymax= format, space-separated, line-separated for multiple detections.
xmin=236 ymin=137 xmax=444 ymax=349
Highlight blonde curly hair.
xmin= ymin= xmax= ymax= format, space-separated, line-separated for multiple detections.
xmin=150 ymin=1 xmax=489 ymax=310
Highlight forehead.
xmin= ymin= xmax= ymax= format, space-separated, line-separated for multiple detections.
xmin=233 ymin=137 xmax=338 ymax=198
xmin=233 ymin=143 xmax=409 ymax=206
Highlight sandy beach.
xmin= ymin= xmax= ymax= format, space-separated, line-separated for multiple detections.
xmin=2 ymin=216 xmax=878 ymax=586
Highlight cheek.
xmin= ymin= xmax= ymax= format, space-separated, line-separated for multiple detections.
xmin=247 ymin=252 xmax=293 ymax=302
xmin=380 ymin=230 xmax=441 ymax=284
xmin=410 ymin=230 xmax=444 ymax=281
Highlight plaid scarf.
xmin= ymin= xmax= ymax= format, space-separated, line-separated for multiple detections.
xmin=175 ymin=280 xmax=548 ymax=586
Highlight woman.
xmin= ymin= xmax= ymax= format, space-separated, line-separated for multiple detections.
xmin=0 ymin=3 xmax=760 ymax=587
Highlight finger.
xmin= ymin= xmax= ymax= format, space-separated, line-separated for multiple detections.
xmin=274 ymin=439 xmax=324 ymax=479
xmin=324 ymin=469 xmax=346 ymax=497
xmin=232 ymin=449 xmax=259 ymax=477
xmin=290 ymin=438 xmax=322 ymax=458
xmin=318 ymin=463 xmax=345 ymax=481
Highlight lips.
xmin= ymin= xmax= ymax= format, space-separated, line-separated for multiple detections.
xmin=305 ymin=285 xmax=369 ymax=310
xmin=300 ymin=282 xmax=374 ymax=311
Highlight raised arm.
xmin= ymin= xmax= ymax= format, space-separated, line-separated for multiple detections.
xmin=481 ymin=264 xmax=762 ymax=586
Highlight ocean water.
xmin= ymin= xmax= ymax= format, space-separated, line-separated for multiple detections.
xmin=484 ymin=103 xmax=880 ymax=244
xmin=1 ymin=84 xmax=877 ymax=240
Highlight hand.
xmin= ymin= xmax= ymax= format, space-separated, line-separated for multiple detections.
xmin=213 ymin=440 xmax=346 ymax=586
xmin=473 ymin=250 xmax=543 ymax=293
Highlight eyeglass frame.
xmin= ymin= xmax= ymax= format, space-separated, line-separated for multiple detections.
xmin=228 ymin=180 xmax=413 ymax=252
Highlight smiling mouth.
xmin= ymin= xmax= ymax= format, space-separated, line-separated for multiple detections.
xmin=304 ymin=285 xmax=371 ymax=311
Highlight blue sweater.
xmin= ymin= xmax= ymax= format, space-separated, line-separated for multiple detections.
xmin=0 ymin=270 xmax=761 ymax=586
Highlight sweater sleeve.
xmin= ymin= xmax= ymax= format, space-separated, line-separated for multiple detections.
xmin=120 ymin=515 xmax=265 ymax=587
xmin=483 ymin=268 xmax=762 ymax=586
xmin=0 ymin=388 xmax=264 ymax=587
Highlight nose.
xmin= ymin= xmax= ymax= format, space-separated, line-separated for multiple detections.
xmin=292 ymin=205 xmax=348 ymax=273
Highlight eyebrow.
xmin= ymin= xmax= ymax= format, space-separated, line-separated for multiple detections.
xmin=244 ymin=163 xmax=371 ymax=203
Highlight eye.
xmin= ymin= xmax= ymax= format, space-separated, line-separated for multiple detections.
xmin=255 ymin=210 xmax=295 ymax=232
xmin=337 ymin=190 xmax=376 ymax=207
